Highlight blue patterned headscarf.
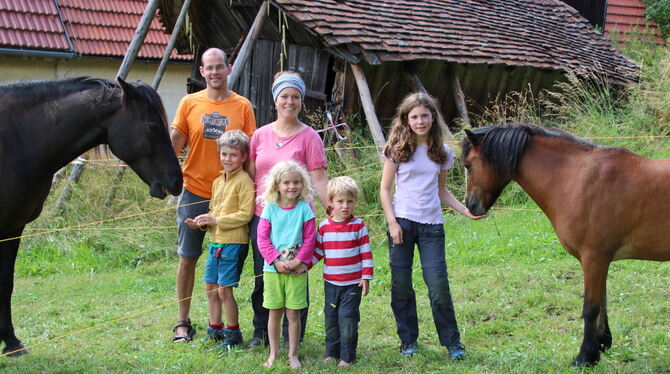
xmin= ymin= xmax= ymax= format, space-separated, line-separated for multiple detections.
xmin=271 ymin=73 xmax=305 ymax=102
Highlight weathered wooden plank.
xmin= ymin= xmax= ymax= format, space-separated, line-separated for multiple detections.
xmin=350 ymin=63 xmax=385 ymax=155
xmin=448 ymin=65 xmax=471 ymax=127
xmin=229 ymin=0 xmax=269 ymax=89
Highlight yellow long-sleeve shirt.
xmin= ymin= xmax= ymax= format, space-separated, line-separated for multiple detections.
xmin=207 ymin=167 xmax=255 ymax=244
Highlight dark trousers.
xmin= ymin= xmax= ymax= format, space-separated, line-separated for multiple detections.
xmin=388 ymin=218 xmax=461 ymax=348
xmin=324 ymin=282 xmax=361 ymax=363
xmin=248 ymin=215 xmax=309 ymax=340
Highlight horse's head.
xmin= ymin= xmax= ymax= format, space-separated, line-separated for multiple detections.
xmin=105 ymin=79 xmax=182 ymax=198
xmin=461 ymin=128 xmax=518 ymax=215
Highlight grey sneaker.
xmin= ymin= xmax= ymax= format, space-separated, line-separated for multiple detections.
xmin=448 ymin=343 xmax=466 ymax=360
xmin=400 ymin=341 xmax=417 ymax=356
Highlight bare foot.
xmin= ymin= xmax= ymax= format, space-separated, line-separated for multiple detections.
xmin=289 ymin=355 xmax=302 ymax=369
xmin=263 ymin=355 xmax=278 ymax=369
xmin=338 ymin=360 xmax=351 ymax=367
xmin=323 ymin=357 xmax=336 ymax=364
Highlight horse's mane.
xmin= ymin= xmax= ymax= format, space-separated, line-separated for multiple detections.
xmin=0 ymin=77 xmax=120 ymax=107
xmin=462 ymin=123 xmax=598 ymax=179
xmin=131 ymin=80 xmax=168 ymax=126
xmin=0 ymin=77 xmax=166 ymax=124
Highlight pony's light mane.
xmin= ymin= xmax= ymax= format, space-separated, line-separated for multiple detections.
xmin=462 ymin=123 xmax=598 ymax=179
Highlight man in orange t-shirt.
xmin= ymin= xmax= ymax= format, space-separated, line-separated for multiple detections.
xmin=170 ymin=47 xmax=256 ymax=343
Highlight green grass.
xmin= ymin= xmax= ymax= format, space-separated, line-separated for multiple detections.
xmin=4 ymin=207 xmax=670 ymax=373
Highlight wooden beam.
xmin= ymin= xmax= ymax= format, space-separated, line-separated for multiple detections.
xmin=403 ymin=62 xmax=427 ymax=93
xmin=448 ymin=66 xmax=471 ymax=127
xmin=229 ymin=1 xmax=269 ymax=89
xmin=350 ymin=64 xmax=385 ymax=156
xmin=152 ymin=0 xmax=192 ymax=89
xmin=117 ymin=0 xmax=160 ymax=80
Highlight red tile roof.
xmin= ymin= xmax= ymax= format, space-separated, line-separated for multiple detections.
xmin=0 ymin=0 xmax=191 ymax=60
xmin=275 ymin=0 xmax=639 ymax=85
xmin=605 ymin=0 xmax=665 ymax=44
xmin=0 ymin=0 xmax=69 ymax=50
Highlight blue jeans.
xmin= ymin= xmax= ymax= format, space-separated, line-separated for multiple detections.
xmin=324 ymin=282 xmax=361 ymax=363
xmin=388 ymin=218 xmax=461 ymax=347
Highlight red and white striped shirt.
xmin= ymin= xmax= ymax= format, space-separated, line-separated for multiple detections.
xmin=311 ymin=216 xmax=373 ymax=286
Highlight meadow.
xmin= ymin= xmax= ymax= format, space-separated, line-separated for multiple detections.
xmin=2 ymin=41 xmax=669 ymax=373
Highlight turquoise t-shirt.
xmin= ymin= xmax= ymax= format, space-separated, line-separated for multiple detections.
xmin=261 ymin=200 xmax=315 ymax=273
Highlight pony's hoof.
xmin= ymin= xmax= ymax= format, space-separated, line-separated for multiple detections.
xmin=599 ymin=337 xmax=612 ymax=352
xmin=571 ymin=356 xmax=598 ymax=367
xmin=2 ymin=344 xmax=30 ymax=357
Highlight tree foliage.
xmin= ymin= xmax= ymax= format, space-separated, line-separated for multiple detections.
xmin=644 ymin=0 xmax=670 ymax=38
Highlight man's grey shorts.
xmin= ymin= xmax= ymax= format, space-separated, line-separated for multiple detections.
xmin=176 ymin=188 xmax=210 ymax=258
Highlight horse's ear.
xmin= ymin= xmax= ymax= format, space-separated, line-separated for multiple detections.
xmin=464 ymin=129 xmax=478 ymax=145
xmin=117 ymin=77 xmax=139 ymax=101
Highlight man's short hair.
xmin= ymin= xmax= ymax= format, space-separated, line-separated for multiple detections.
xmin=217 ymin=130 xmax=249 ymax=154
xmin=201 ymin=48 xmax=228 ymax=65
xmin=327 ymin=176 xmax=359 ymax=201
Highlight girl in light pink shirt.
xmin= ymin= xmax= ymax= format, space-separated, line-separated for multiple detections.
xmin=380 ymin=92 xmax=485 ymax=360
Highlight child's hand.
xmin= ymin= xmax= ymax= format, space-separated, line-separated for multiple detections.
xmin=388 ymin=222 xmax=403 ymax=245
xmin=275 ymin=260 xmax=290 ymax=274
xmin=293 ymin=263 xmax=307 ymax=275
xmin=184 ymin=218 xmax=200 ymax=229
xmin=286 ymin=258 xmax=302 ymax=271
xmin=194 ymin=214 xmax=217 ymax=226
xmin=358 ymin=279 xmax=369 ymax=296
xmin=464 ymin=208 xmax=487 ymax=220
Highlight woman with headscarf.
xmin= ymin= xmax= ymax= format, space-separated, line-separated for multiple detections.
xmin=245 ymin=71 xmax=329 ymax=348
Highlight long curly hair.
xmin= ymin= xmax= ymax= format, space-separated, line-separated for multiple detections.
xmin=260 ymin=160 xmax=313 ymax=206
xmin=383 ymin=92 xmax=448 ymax=164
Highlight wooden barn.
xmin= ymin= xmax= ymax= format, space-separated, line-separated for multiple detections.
xmin=156 ymin=0 xmax=640 ymax=146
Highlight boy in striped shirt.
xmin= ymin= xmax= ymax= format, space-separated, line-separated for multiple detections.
xmin=311 ymin=176 xmax=373 ymax=366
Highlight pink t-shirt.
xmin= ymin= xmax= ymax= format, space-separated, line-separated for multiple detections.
xmin=249 ymin=124 xmax=327 ymax=216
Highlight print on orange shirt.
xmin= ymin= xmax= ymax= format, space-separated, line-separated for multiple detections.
xmin=202 ymin=112 xmax=229 ymax=140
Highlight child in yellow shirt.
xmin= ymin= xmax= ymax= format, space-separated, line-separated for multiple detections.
xmin=185 ymin=129 xmax=254 ymax=350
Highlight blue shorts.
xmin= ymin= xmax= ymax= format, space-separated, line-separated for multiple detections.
xmin=203 ymin=243 xmax=243 ymax=287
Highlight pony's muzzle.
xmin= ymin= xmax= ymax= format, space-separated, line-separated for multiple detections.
xmin=150 ymin=178 xmax=182 ymax=199
xmin=465 ymin=195 xmax=488 ymax=216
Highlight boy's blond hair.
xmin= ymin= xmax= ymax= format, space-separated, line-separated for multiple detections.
xmin=327 ymin=176 xmax=359 ymax=201
xmin=260 ymin=160 xmax=313 ymax=205
xmin=217 ymin=129 xmax=249 ymax=154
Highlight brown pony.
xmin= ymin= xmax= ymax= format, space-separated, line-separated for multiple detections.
xmin=461 ymin=123 xmax=670 ymax=367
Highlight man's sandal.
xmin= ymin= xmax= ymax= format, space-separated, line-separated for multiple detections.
xmin=172 ymin=319 xmax=195 ymax=343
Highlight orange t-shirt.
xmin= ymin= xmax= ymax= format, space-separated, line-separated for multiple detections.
xmin=171 ymin=90 xmax=256 ymax=198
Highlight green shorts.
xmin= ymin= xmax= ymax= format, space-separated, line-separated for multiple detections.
xmin=263 ymin=272 xmax=308 ymax=310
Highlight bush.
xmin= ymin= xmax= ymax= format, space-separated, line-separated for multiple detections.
xmin=644 ymin=0 xmax=670 ymax=38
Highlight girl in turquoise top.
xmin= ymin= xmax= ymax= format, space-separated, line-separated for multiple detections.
xmin=257 ymin=160 xmax=316 ymax=369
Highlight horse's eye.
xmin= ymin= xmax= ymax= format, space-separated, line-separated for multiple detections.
xmin=147 ymin=122 xmax=161 ymax=132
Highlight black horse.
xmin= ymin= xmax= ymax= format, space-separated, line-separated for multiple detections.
xmin=0 ymin=77 xmax=182 ymax=356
